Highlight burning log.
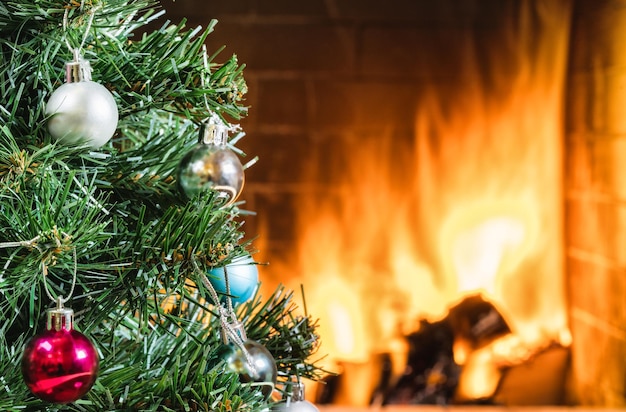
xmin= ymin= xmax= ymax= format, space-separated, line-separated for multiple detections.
xmin=378 ymin=318 xmax=460 ymax=405
xmin=317 ymin=294 xmax=570 ymax=406
xmin=382 ymin=294 xmax=509 ymax=405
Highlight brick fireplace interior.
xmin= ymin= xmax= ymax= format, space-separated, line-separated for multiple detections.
xmin=161 ymin=0 xmax=626 ymax=407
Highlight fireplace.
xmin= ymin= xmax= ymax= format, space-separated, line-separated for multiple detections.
xmin=163 ymin=0 xmax=626 ymax=407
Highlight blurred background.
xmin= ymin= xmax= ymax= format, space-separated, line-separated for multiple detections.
xmin=158 ymin=0 xmax=626 ymax=408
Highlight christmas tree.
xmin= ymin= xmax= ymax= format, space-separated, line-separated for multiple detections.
xmin=0 ymin=0 xmax=324 ymax=410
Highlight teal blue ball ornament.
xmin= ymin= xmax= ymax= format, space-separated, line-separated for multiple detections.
xmin=208 ymin=256 xmax=258 ymax=304
xmin=221 ymin=339 xmax=277 ymax=398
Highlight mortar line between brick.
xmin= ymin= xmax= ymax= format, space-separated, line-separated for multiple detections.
xmin=567 ymin=248 xmax=622 ymax=269
xmin=570 ymin=307 xmax=626 ymax=341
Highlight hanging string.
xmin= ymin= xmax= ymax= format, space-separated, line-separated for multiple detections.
xmin=190 ymin=255 xmax=255 ymax=370
xmin=223 ymin=266 xmax=236 ymax=321
xmin=0 ymin=235 xmax=41 ymax=250
xmin=190 ymin=255 xmax=246 ymax=342
xmin=0 ymin=233 xmax=77 ymax=304
xmin=62 ymin=3 xmax=99 ymax=58
xmin=200 ymin=45 xmax=222 ymax=146
xmin=200 ymin=44 xmax=213 ymax=129
xmin=42 ymin=247 xmax=77 ymax=305
xmin=200 ymin=45 xmax=243 ymax=147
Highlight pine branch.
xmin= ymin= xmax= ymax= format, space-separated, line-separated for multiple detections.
xmin=88 ymin=313 xmax=268 ymax=412
xmin=237 ymin=286 xmax=329 ymax=388
xmin=0 ymin=1 xmax=326 ymax=410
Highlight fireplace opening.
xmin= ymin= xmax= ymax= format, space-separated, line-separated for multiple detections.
xmin=268 ymin=0 xmax=573 ymax=406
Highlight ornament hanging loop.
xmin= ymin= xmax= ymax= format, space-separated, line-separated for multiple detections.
xmin=191 ymin=255 xmax=255 ymax=370
xmin=198 ymin=46 xmax=235 ymax=147
xmin=191 ymin=255 xmax=245 ymax=344
xmin=61 ymin=3 xmax=98 ymax=84
xmin=41 ymin=246 xmax=78 ymax=306
xmin=62 ymin=3 xmax=99 ymax=57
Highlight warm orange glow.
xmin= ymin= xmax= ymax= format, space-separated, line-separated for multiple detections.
xmin=456 ymin=346 xmax=502 ymax=401
xmin=310 ymin=277 xmax=369 ymax=363
xmin=263 ymin=1 xmax=573 ymax=405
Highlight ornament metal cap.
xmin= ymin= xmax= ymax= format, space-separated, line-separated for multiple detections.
xmin=65 ymin=52 xmax=93 ymax=83
xmin=289 ymin=382 xmax=306 ymax=402
xmin=47 ymin=297 xmax=74 ymax=332
xmin=200 ymin=120 xmax=228 ymax=146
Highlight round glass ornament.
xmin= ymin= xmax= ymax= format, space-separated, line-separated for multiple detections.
xmin=207 ymin=256 xmax=258 ymax=304
xmin=220 ymin=339 xmax=277 ymax=399
xmin=21 ymin=305 xmax=99 ymax=404
xmin=45 ymin=58 xmax=118 ymax=148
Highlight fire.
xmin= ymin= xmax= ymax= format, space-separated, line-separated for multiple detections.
xmin=262 ymin=0 xmax=573 ymax=405
xmin=310 ymin=277 xmax=369 ymax=362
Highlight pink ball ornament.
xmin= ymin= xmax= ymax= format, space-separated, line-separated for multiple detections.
xmin=21 ymin=305 xmax=98 ymax=404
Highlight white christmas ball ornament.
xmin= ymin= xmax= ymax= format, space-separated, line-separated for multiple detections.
xmin=46 ymin=80 xmax=118 ymax=148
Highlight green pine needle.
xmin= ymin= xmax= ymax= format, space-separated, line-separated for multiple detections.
xmin=0 ymin=1 xmax=325 ymax=410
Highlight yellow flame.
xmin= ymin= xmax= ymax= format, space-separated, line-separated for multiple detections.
xmin=263 ymin=2 xmax=573 ymax=400
xmin=309 ymin=277 xmax=369 ymax=362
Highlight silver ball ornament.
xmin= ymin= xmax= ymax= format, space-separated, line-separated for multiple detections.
xmin=272 ymin=382 xmax=319 ymax=412
xmin=45 ymin=80 xmax=119 ymax=148
xmin=272 ymin=400 xmax=319 ymax=412
xmin=222 ymin=339 xmax=277 ymax=398
xmin=177 ymin=143 xmax=245 ymax=206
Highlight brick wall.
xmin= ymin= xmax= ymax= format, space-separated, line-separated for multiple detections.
xmin=566 ymin=0 xmax=626 ymax=406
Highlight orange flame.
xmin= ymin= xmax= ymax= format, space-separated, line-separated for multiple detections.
xmin=262 ymin=0 xmax=573 ymax=404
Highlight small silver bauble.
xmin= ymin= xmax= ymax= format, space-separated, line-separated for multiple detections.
xmin=177 ymin=143 xmax=245 ymax=206
xmin=272 ymin=382 xmax=319 ymax=412
xmin=45 ymin=59 xmax=118 ymax=148
xmin=222 ymin=339 xmax=277 ymax=398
